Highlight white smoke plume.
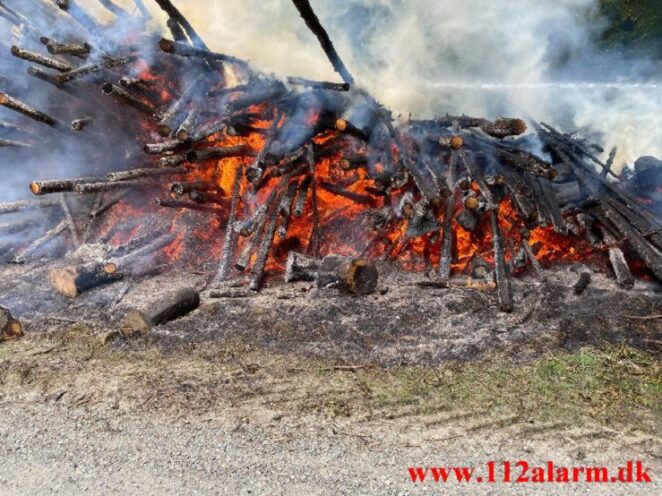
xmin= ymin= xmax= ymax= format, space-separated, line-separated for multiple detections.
xmin=149 ymin=0 xmax=662 ymax=171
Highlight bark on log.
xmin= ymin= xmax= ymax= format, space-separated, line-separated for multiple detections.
xmin=317 ymin=255 xmax=378 ymax=295
xmin=290 ymin=0 xmax=354 ymax=85
xmin=107 ymin=166 xmax=187 ymax=182
xmin=10 ymin=45 xmax=73 ymax=72
xmin=101 ymin=83 xmax=157 ymax=116
xmin=30 ymin=178 xmax=98 ymax=195
xmin=120 ymin=287 xmax=200 ymax=336
xmin=0 ymin=92 xmax=58 ymax=126
xmin=49 ymin=262 xmax=122 ymax=298
xmin=186 ymin=145 xmax=256 ymax=163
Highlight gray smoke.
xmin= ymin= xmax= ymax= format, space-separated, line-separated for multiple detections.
xmin=175 ymin=0 xmax=661 ymax=170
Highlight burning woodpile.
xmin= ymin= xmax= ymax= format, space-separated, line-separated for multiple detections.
xmin=0 ymin=0 xmax=660 ymax=331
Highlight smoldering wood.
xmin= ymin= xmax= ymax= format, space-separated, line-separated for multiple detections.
xmin=226 ymin=123 xmax=269 ymax=138
xmin=166 ymin=18 xmax=187 ymax=42
xmin=189 ymin=190 xmax=225 ymax=205
xmin=284 ymin=251 xmax=318 ymax=282
xmin=249 ymin=192 xmax=282 ymax=291
xmin=600 ymin=146 xmax=617 ymax=179
xmin=89 ymin=190 xmax=129 ymax=218
xmin=490 ymin=209 xmax=513 ymax=312
xmin=159 ymin=153 xmax=186 ymax=167
xmin=540 ymin=122 xmax=618 ymax=179
xmin=153 ymin=0 xmax=208 ymax=50
xmin=287 ymin=76 xmax=350 ymax=92
xmin=49 ymin=262 xmax=122 ymax=298
xmin=158 ymin=38 xmax=250 ymax=69
xmin=55 ymin=56 xmax=137 ymax=84
xmin=25 ymin=66 xmax=84 ymax=97
xmin=186 ymin=144 xmax=256 ymax=163
xmin=215 ymin=165 xmax=243 ymax=282
xmin=573 ymin=272 xmax=592 ymax=295
xmin=290 ymin=0 xmax=354 ymax=85
xmin=245 ymin=115 xmax=282 ymax=183
xmin=318 ymin=181 xmax=373 ymax=205
xmin=44 ymin=40 xmax=91 ymax=57
xmin=235 ymin=193 xmax=280 ymax=271
xmin=56 ymin=0 xmax=100 ymax=34
xmin=335 ymin=119 xmax=369 ymax=142
xmin=292 ymin=175 xmax=311 ymax=218
xmin=0 ymin=218 xmax=33 ymax=236
xmin=0 ymin=197 xmax=60 ymax=215
xmin=101 ymin=83 xmax=157 ymax=116
xmin=317 ymin=256 xmax=378 ymax=295
xmin=223 ymin=83 xmax=288 ymax=114
xmin=520 ymin=233 xmax=546 ymax=281
xmin=494 ymin=161 xmax=536 ymax=221
xmin=479 ymin=118 xmax=527 ymax=139
xmin=455 ymin=208 xmax=478 ymax=232
xmin=0 ymin=139 xmax=31 ymax=148
xmin=30 ymin=177 xmax=99 ymax=195
xmin=595 ymin=221 xmax=635 ymax=289
xmin=206 ymin=84 xmax=250 ymax=98
xmin=190 ymin=116 xmax=231 ymax=143
xmin=458 ymin=150 xmax=498 ymax=210
xmin=111 ymin=232 xmax=178 ymax=267
xmin=10 ymin=45 xmax=73 ymax=72
xmin=120 ymin=287 xmax=200 ymax=336
xmin=144 ymin=139 xmax=187 ymax=154
xmin=154 ymin=198 xmax=220 ymax=212
xmin=107 ymin=166 xmax=187 ymax=182
xmin=156 ymin=77 xmax=202 ymax=137
xmin=0 ymin=91 xmax=58 ymax=126
xmin=535 ymin=177 xmax=567 ymax=234
xmin=496 ymin=149 xmax=556 ymax=180
xmin=175 ymin=109 xmax=198 ymax=141
xmin=10 ymin=220 xmax=68 ymax=264
xmin=71 ymin=116 xmax=93 ymax=131
xmin=0 ymin=305 xmax=23 ymax=342
xmin=170 ymin=181 xmax=215 ymax=197
xmin=74 ymin=179 xmax=157 ymax=194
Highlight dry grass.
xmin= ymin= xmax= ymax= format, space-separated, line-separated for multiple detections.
xmin=0 ymin=325 xmax=659 ymax=435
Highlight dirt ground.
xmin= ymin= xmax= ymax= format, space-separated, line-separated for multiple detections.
xmin=0 ymin=327 xmax=659 ymax=495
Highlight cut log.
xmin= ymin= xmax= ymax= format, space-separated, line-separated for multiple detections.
xmin=10 ymin=45 xmax=73 ymax=72
xmin=285 ymin=251 xmax=319 ymax=282
xmin=0 ymin=91 xmax=58 ymax=127
xmin=317 ymin=255 xmax=378 ymax=295
xmin=30 ymin=178 xmax=98 ymax=195
xmin=71 ymin=116 xmax=93 ymax=131
xmin=573 ymin=272 xmax=591 ymax=295
xmin=0 ymin=306 xmax=23 ymax=342
xmin=120 ymin=287 xmax=200 ymax=336
xmin=49 ymin=262 xmax=122 ymax=298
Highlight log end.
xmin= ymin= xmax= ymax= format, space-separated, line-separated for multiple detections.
xmin=343 ymin=259 xmax=378 ymax=295
xmin=450 ymin=135 xmax=464 ymax=150
xmin=159 ymin=38 xmax=174 ymax=53
xmin=48 ymin=267 xmax=80 ymax=298
xmin=120 ymin=309 xmax=151 ymax=337
xmin=30 ymin=182 xmax=43 ymax=195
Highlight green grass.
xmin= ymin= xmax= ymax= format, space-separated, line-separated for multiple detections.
xmin=598 ymin=0 xmax=662 ymax=54
xmin=0 ymin=328 xmax=659 ymax=435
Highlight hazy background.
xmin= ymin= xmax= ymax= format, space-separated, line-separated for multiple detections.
xmin=160 ymin=0 xmax=662 ymax=171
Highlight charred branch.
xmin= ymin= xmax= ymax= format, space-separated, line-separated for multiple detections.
xmin=107 ymin=166 xmax=187 ymax=182
xmin=0 ymin=197 xmax=60 ymax=215
xmin=74 ymin=179 xmax=157 ymax=194
xmin=0 ymin=91 xmax=58 ymax=126
xmin=10 ymin=45 xmax=73 ymax=72
xmin=30 ymin=177 xmax=98 ymax=195
xmin=490 ymin=209 xmax=513 ymax=312
xmin=43 ymin=39 xmax=91 ymax=57
xmin=573 ymin=272 xmax=592 ymax=295
xmin=144 ymin=139 xmax=187 ymax=155
xmin=0 ymin=306 xmax=23 ymax=342
xmin=317 ymin=256 xmax=378 ymax=295
xmin=287 ymin=76 xmax=350 ymax=92
xmin=215 ymin=165 xmax=243 ymax=282
xmin=71 ymin=116 xmax=92 ymax=131
xmin=55 ymin=56 xmax=136 ymax=84
xmin=290 ymin=0 xmax=354 ymax=85
xmin=153 ymin=0 xmax=209 ymax=50
xmin=186 ymin=144 xmax=256 ymax=163
xmin=0 ymin=139 xmax=31 ymax=148
xmin=101 ymin=83 xmax=157 ymax=116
